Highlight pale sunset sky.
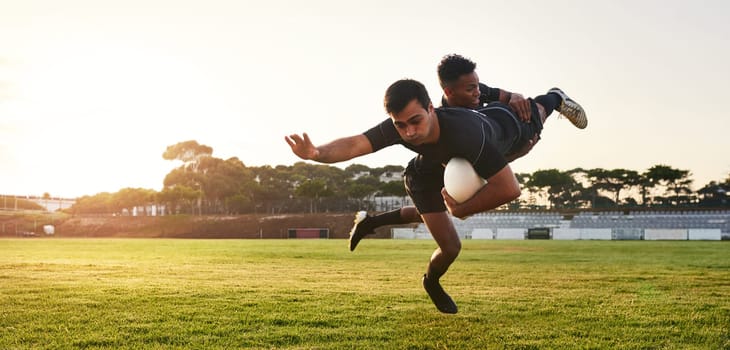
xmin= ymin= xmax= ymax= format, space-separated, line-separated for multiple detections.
xmin=1 ymin=0 xmax=729 ymax=198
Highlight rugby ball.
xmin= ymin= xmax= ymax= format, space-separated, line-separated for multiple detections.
xmin=444 ymin=158 xmax=486 ymax=203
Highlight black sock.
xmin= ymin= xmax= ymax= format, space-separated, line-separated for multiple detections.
xmin=368 ymin=208 xmax=407 ymax=229
xmin=535 ymin=93 xmax=562 ymax=117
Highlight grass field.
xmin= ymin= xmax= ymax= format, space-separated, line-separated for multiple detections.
xmin=1 ymin=238 xmax=728 ymax=349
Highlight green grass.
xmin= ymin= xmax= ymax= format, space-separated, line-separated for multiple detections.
xmin=1 ymin=239 xmax=728 ymax=349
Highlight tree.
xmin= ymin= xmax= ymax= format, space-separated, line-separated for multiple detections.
xmin=194 ymin=156 xmax=256 ymax=214
xmin=338 ymin=175 xmax=375 ymax=210
xmin=113 ymin=188 xmax=156 ymax=216
xmin=526 ymin=169 xmax=581 ymax=209
xmin=226 ymin=194 xmax=254 ymax=214
xmin=644 ymin=165 xmax=693 ymax=206
xmin=371 ymin=165 xmax=405 ymax=179
xmin=158 ymin=185 xmax=200 ymax=215
xmin=379 ymin=180 xmax=406 ymax=197
xmin=162 ymin=141 xmax=215 ymax=214
xmin=344 ymin=164 xmax=372 ymax=177
xmin=162 ymin=140 xmax=213 ymax=172
xmin=513 ymin=172 xmax=537 ymax=209
xmin=637 ymin=173 xmax=653 ymax=207
xmin=587 ymin=168 xmax=641 ymax=206
xmin=250 ymin=165 xmax=295 ymax=214
xmin=295 ymin=179 xmax=332 ymax=213
xmin=566 ymin=168 xmax=595 ymax=209
xmin=697 ymin=181 xmax=729 ymax=207
xmin=69 ymin=193 xmax=113 ymax=215
xmin=382 ymin=165 xmax=405 ymax=173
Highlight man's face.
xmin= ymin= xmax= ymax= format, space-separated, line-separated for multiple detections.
xmin=444 ymin=72 xmax=480 ymax=109
xmin=390 ymin=99 xmax=437 ymax=146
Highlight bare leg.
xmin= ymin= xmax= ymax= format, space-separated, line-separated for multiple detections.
xmin=421 ymin=212 xmax=461 ymax=278
xmin=400 ymin=206 xmax=423 ymax=223
xmin=420 ymin=211 xmax=460 ymax=313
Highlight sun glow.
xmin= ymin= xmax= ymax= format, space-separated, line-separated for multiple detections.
xmin=5 ymin=36 xmax=229 ymax=198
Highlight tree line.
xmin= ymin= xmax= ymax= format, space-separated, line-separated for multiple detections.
xmin=67 ymin=140 xmax=730 ymax=216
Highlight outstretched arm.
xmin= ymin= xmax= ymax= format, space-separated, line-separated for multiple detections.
xmin=285 ymin=133 xmax=373 ymax=164
xmin=442 ymin=164 xmax=521 ymax=219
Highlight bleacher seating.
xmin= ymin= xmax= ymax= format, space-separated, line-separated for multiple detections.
xmin=570 ymin=210 xmax=730 ymax=231
xmin=402 ymin=209 xmax=730 ymax=240
xmin=451 ymin=211 xmax=563 ymax=232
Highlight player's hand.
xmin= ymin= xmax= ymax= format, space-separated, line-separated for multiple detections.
xmin=285 ymin=133 xmax=320 ymax=160
xmin=441 ymin=188 xmax=469 ymax=219
xmin=505 ymin=134 xmax=540 ymax=162
xmin=508 ymin=93 xmax=531 ymax=122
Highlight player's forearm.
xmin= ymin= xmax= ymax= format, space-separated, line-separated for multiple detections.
xmin=498 ymin=89 xmax=513 ymax=104
xmin=452 ymin=166 xmax=521 ymax=217
xmin=313 ymin=135 xmax=372 ymax=163
xmin=456 ymin=184 xmax=521 ymax=217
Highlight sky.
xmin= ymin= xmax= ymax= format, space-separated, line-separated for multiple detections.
xmin=1 ymin=0 xmax=729 ymax=199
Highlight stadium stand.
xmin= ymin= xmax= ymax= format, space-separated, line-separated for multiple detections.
xmin=400 ymin=210 xmax=730 ymax=241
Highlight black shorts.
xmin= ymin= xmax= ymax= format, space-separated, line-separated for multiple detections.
xmin=508 ymin=99 xmax=544 ymax=155
xmin=476 ymin=99 xmax=544 ymax=157
xmin=404 ymin=155 xmax=446 ymax=214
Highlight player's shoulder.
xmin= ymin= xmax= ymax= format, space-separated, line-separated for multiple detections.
xmin=435 ymin=107 xmax=483 ymax=128
xmin=436 ymin=106 xmax=484 ymax=117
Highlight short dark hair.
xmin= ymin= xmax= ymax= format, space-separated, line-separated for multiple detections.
xmin=437 ymin=54 xmax=476 ymax=88
xmin=384 ymin=79 xmax=431 ymax=115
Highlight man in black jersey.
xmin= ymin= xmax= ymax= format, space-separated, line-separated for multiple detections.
xmin=347 ymin=54 xmax=558 ymax=253
xmin=438 ymin=54 xmax=532 ymax=118
xmin=285 ymin=79 xmax=587 ymax=313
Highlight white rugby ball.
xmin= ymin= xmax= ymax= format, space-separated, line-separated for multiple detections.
xmin=444 ymin=157 xmax=486 ymax=203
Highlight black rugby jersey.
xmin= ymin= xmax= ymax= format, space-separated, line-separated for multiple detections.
xmin=363 ymin=106 xmax=519 ymax=180
xmin=440 ymin=82 xmax=501 ymax=108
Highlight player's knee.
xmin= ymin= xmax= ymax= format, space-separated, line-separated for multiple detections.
xmin=441 ymin=240 xmax=461 ymax=260
xmin=510 ymin=187 xmax=522 ymax=201
xmin=401 ymin=206 xmax=422 ymax=222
